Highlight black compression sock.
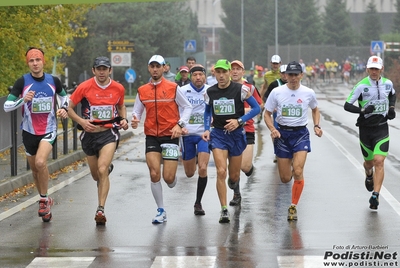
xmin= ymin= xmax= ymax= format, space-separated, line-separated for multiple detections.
xmin=245 ymin=165 xmax=254 ymax=177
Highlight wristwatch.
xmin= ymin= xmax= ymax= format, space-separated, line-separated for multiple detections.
xmin=177 ymin=120 xmax=185 ymax=128
xmin=237 ymin=118 xmax=244 ymax=126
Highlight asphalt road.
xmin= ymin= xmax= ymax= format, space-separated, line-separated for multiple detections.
xmin=1 ymin=81 xmax=400 ymax=268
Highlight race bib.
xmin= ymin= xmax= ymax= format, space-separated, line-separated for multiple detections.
xmin=213 ymin=99 xmax=235 ymax=115
xmin=189 ymin=113 xmax=204 ymax=124
xmin=32 ymin=96 xmax=53 ymax=113
xmin=369 ymin=99 xmax=388 ymax=114
xmin=161 ymin=143 xmax=180 ymax=160
xmin=90 ymin=105 xmax=113 ymax=121
xmin=281 ymin=104 xmax=302 ymax=117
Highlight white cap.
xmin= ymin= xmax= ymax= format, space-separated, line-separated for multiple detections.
xmin=280 ymin=64 xmax=287 ymax=73
xmin=366 ymin=56 xmax=383 ymax=69
xmin=148 ymin=55 xmax=165 ymax=65
xmin=271 ymin=55 xmax=281 ymax=63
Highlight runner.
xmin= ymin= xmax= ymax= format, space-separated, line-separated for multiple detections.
xmin=179 ymin=64 xmax=211 ymax=215
xmin=202 ymin=59 xmax=260 ymax=223
xmin=344 ymin=55 xmax=396 ymax=210
xmin=4 ymin=47 xmax=69 ymax=222
xmin=264 ymin=61 xmax=323 ymax=221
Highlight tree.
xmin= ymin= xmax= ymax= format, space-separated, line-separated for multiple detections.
xmin=322 ymin=0 xmax=356 ymax=46
xmin=0 ymin=5 xmax=93 ymax=96
xmin=360 ymin=1 xmax=382 ymax=46
xmin=67 ymin=2 xmax=199 ymax=87
xmin=275 ymin=0 xmax=296 ymax=46
xmin=392 ymin=0 xmax=400 ymax=34
xmin=220 ymin=0 xmax=270 ymax=68
xmin=293 ymin=0 xmax=323 ymax=45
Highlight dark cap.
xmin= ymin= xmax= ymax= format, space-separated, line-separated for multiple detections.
xmin=285 ymin=61 xmax=302 ymax=74
xmin=93 ymin=56 xmax=111 ymax=68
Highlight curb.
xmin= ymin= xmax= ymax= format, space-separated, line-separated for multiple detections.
xmin=0 ymin=131 xmax=134 ymax=197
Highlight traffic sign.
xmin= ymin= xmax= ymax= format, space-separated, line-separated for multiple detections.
xmin=125 ymin=68 xmax=136 ymax=83
xmin=111 ymin=52 xmax=131 ymax=67
xmin=184 ymin=40 xmax=196 ymax=53
xmin=107 ymin=40 xmax=135 ymax=52
xmin=371 ymin=40 xmax=384 ymax=53
xmin=107 ymin=45 xmax=135 ymax=52
xmin=108 ymin=40 xmax=134 ymax=46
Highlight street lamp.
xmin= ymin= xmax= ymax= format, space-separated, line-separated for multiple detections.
xmin=52 ymin=46 xmax=63 ymax=76
xmin=212 ymin=0 xmax=221 ymax=55
xmin=241 ymin=0 xmax=244 ymax=63
xmin=275 ymin=0 xmax=278 ymax=54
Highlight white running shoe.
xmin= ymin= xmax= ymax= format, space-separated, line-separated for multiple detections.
xmin=152 ymin=208 xmax=167 ymax=224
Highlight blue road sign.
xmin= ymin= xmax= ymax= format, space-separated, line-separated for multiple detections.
xmin=371 ymin=40 xmax=384 ymax=53
xmin=125 ymin=68 xmax=136 ymax=83
xmin=184 ymin=40 xmax=197 ymax=53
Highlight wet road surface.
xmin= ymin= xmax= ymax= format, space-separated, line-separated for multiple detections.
xmin=1 ymin=82 xmax=400 ymax=267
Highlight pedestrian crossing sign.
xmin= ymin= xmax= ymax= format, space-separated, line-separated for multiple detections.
xmin=184 ymin=40 xmax=197 ymax=53
xmin=371 ymin=40 xmax=384 ymax=53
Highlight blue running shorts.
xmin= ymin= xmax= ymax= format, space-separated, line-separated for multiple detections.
xmin=210 ymin=127 xmax=247 ymax=157
xmin=181 ymin=135 xmax=210 ymax=161
xmin=274 ymin=127 xmax=311 ymax=159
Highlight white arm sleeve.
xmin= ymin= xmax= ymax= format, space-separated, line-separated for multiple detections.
xmin=175 ymin=86 xmax=193 ymax=124
xmin=4 ymin=97 xmax=24 ymax=113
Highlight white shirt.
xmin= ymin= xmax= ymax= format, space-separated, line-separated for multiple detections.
xmin=178 ymin=83 xmax=210 ymax=135
xmin=265 ymin=84 xmax=318 ymax=127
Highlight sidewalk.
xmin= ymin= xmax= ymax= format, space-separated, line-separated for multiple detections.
xmin=0 ymin=129 xmax=136 ymax=197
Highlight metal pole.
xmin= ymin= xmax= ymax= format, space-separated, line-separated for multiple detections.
xmin=212 ymin=0 xmax=221 ymax=55
xmin=52 ymin=46 xmax=63 ymax=76
xmin=52 ymin=55 xmax=58 ymax=76
xmin=10 ymin=110 xmax=18 ymax=176
xmin=275 ymin=0 xmax=278 ymax=55
xmin=241 ymin=0 xmax=244 ymax=63
xmin=212 ymin=6 xmax=215 ymax=55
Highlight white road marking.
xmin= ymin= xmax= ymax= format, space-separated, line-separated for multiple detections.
xmin=0 ymin=169 xmax=90 ymax=222
xmin=27 ymin=257 xmax=95 ymax=268
xmin=323 ymin=130 xmax=400 ymax=216
xmin=151 ymin=256 xmax=216 ymax=268
xmin=277 ymin=255 xmax=325 ymax=268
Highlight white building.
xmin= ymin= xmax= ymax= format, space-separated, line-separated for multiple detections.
xmin=188 ymin=0 xmax=396 ymax=56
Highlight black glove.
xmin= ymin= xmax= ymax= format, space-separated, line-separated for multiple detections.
xmin=362 ymin=105 xmax=375 ymax=115
xmin=387 ymin=107 xmax=396 ymax=120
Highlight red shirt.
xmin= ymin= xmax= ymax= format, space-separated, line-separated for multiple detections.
xmin=70 ymin=78 xmax=125 ymax=128
xmin=243 ymin=81 xmax=262 ymax=133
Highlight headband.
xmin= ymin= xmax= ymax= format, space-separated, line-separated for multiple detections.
xmin=26 ymin=49 xmax=45 ymax=64
xmin=190 ymin=65 xmax=206 ymax=75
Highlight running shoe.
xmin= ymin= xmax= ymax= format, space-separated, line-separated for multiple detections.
xmin=287 ymin=205 xmax=298 ymax=221
xmin=108 ymin=163 xmax=114 ymax=175
xmin=219 ymin=208 xmax=230 ymax=223
xmin=369 ymin=194 xmax=379 ymax=210
xmin=227 ymin=178 xmax=239 ymax=190
xmin=365 ymin=171 xmax=374 ymax=192
xmin=229 ymin=193 xmax=242 ymax=206
xmin=38 ymin=197 xmax=53 ymax=217
xmin=152 ymin=208 xmax=167 ymax=224
xmin=95 ymin=206 xmax=107 ymax=225
xmin=41 ymin=212 xmax=52 ymax=222
xmin=194 ymin=203 xmax=205 ymax=216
